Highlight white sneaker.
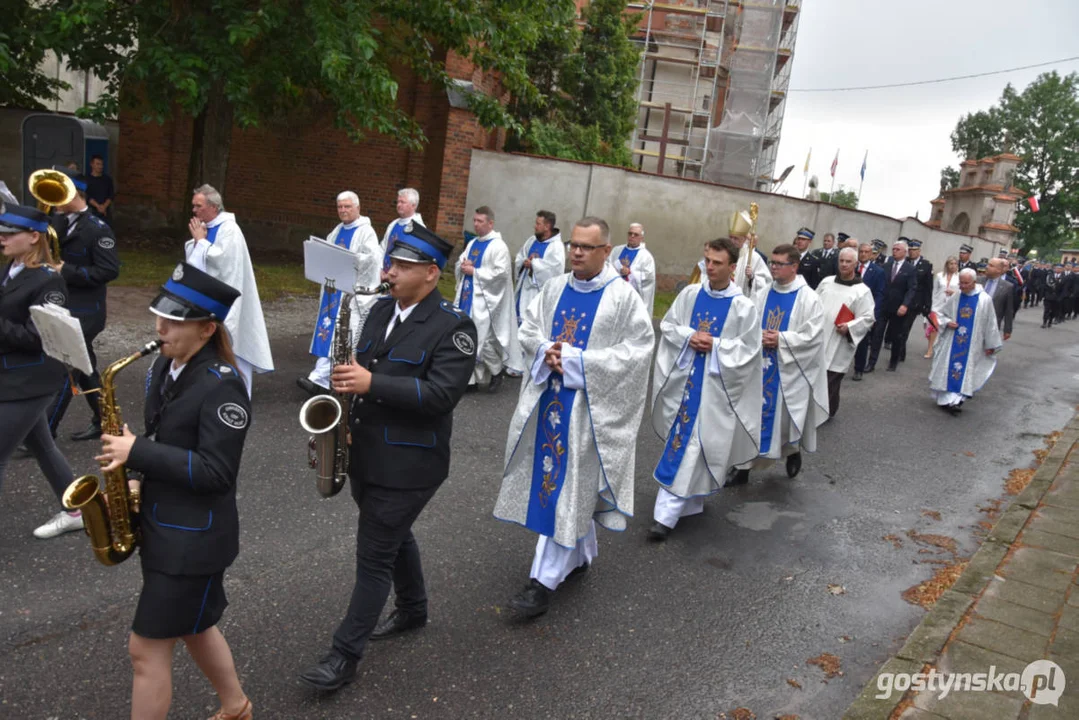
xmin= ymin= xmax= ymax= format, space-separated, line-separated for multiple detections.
xmin=33 ymin=511 xmax=84 ymax=539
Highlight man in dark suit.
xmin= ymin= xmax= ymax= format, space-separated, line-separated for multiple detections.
xmin=853 ymin=241 xmax=885 ymax=381
xmin=47 ymin=168 xmax=121 ymax=440
xmin=866 ymin=239 xmax=917 ymax=372
xmin=794 ymin=227 xmax=822 ymax=288
xmin=1042 ymin=263 xmax=1062 ymax=327
xmin=811 ymin=231 xmax=842 ymax=283
xmin=300 ymin=223 xmax=477 ymax=691
xmin=958 ymin=244 xmax=977 ymax=272
xmin=983 ymin=258 xmax=1015 ymax=339
xmin=895 ymin=238 xmax=932 ymax=363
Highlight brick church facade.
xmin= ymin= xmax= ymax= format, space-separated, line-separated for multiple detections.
xmin=116 ymin=51 xmax=505 ymax=249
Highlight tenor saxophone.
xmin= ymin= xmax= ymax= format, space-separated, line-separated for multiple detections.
xmin=62 ymin=340 xmax=161 ymax=566
xmin=299 ymin=280 xmax=389 ymax=497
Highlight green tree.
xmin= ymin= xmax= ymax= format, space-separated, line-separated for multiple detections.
xmin=949 ymin=72 xmax=1079 ymax=255
xmin=939 ymin=166 xmax=960 ymax=192
xmin=558 ymin=0 xmax=642 ymax=165
xmin=6 ymin=0 xmax=548 ymax=195
xmin=820 ymin=186 xmax=859 ymax=209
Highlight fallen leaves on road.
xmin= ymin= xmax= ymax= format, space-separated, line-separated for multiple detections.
xmin=906 ymin=529 xmax=958 ymax=555
xmin=901 ymin=560 xmax=969 ymax=609
xmin=883 ymin=534 xmax=903 ymax=549
xmin=827 ymin=584 xmax=847 ymax=595
xmin=1005 ymin=468 xmax=1036 ymax=496
xmin=787 ymin=678 xmax=802 ymax=689
xmin=806 ymin=653 xmax=843 ymax=679
xmin=729 ymin=709 xmax=756 ymax=720
xmin=963 ymin=450 xmax=975 ymax=457
xmin=775 ymin=716 xmax=801 ymax=720
xmin=921 ymin=510 xmax=942 ymax=521
xmin=838 ymin=635 xmax=853 ymax=643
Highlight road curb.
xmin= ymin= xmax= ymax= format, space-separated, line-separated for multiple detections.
xmin=842 ymin=414 xmax=1079 ymax=720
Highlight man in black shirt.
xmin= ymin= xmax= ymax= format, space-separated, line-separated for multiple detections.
xmin=85 ymin=155 xmax=115 ymax=225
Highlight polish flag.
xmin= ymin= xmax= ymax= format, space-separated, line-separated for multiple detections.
xmin=830 ymin=150 xmax=839 ymax=178
xmin=1028 ymin=196 xmax=1040 ymax=212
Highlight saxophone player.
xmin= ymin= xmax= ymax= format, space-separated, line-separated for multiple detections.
xmin=300 ymin=223 xmax=476 ymax=691
xmin=96 ymin=262 xmax=253 ymax=720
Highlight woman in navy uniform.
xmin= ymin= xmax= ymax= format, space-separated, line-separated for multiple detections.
xmin=0 ymin=203 xmax=82 ymax=537
xmin=96 ymin=262 xmax=253 ymax=720
xmin=300 ymin=223 xmax=477 ymax=691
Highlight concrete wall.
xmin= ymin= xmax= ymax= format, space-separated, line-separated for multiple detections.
xmin=465 ymin=150 xmax=1004 ymax=289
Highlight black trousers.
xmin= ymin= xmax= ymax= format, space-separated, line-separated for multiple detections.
xmin=853 ymin=330 xmax=872 ymax=373
xmin=332 ymin=481 xmax=438 ymax=662
xmin=826 ymin=370 xmax=844 ymax=418
xmin=48 ymin=325 xmax=102 ymax=433
xmin=868 ymin=311 xmax=906 ymax=369
xmin=1043 ymin=300 xmax=1058 ymax=325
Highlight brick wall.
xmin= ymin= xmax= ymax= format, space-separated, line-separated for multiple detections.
xmin=116 ymin=52 xmax=501 ymax=253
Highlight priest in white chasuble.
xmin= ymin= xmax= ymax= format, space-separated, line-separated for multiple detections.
xmin=380 ymin=187 xmax=424 ymax=275
xmin=815 ymin=246 xmax=876 ymax=418
xmin=454 ymin=206 xmax=522 ymax=392
xmin=730 ymin=243 xmax=829 ymax=485
xmin=608 ymin=222 xmax=657 ymax=317
xmin=494 ymin=216 xmax=654 ymax=619
xmin=514 ymin=210 xmax=565 ymax=322
xmin=648 ymin=237 xmax=761 ymax=541
xmin=300 ymin=191 xmax=382 ymax=393
xmin=928 ymin=269 xmax=1002 ymax=415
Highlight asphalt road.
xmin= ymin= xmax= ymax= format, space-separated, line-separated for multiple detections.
xmin=1 ymin=300 xmax=1076 ymax=720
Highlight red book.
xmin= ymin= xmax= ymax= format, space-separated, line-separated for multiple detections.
xmin=928 ymin=311 xmax=940 ymax=332
xmin=834 ymin=303 xmax=855 ymax=326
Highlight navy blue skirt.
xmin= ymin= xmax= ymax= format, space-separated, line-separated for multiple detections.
xmin=132 ymin=570 xmax=227 ymax=639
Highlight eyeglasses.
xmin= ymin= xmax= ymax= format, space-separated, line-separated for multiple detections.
xmin=768 ymin=260 xmax=795 ymax=267
xmin=627 ymin=231 xmax=642 ymax=237
xmin=568 ymin=243 xmax=607 ymax=252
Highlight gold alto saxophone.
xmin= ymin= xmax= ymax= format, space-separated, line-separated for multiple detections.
xmin=62 ymin=340 xmax=161 ymax=566
xmin=299 ymin=280 xmax=390 ymax=497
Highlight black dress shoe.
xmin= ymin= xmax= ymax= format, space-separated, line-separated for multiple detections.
xmin=13 ymin=444 xmax=33 ymax=459
xmin=886 ymin=364 xmax=897 ymax=372
xmin=487 ymin=373 xmax=504 ymax=394
xmin=566 ymin=562 xmax=589 ymax=581
xmin=509 ymin=579 xmax=550 ymax=618
xmin=299 ymin=651 xmax=357 ymax=691
xmin=370 ymin=610 xmax=427 ymax=642
xmin=296 ymin=377 xmax=323 ymax=396
xmin=647 ymin=522 xmax=671 ymax=542
xmin=863 ymin=364 xmax=875 ymax=374
xmin=785 ymin=452 xmax=802 ymax=478
xmin=852 ymin=371 xmax=863 ymax=381
xmin=70 ymin=422 xmax=102 ymax=441
xmin=727 ymin=468 xmax=750 ymax=485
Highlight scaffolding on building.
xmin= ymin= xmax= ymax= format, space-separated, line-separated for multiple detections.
xmin=628 ymin=1 xmax=800 ymax=191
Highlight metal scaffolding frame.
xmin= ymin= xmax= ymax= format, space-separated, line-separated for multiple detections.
xmin=627 ymin=0 xmax=732 ymax=180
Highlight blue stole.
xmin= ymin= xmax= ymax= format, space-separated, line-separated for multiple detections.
xmin=458 ymin=239 xmax=491 ymax=316
xmin=516 ymin=239 xmax=552 ymax=319
xmin=383 ymin=221 xmax=408 ymax=271
xmin=334 ymin=224 xmax=357 ymax=249
xmin=525 ymin=283 xmax=606 ymax=537
xmin=947 ymin=293 xmax=978 ymax=393
xmin=310 ymin=287 xmax=342 ymax=357
xmin=206 ymin=224 xmax=220 ymax=245
xmin=618 ymin=246 xmax=641 ymax=281
xmin=760 ymin=288 xmax=799 ymax=454
xmin=654 ymin=290 xmax=734 ymax=485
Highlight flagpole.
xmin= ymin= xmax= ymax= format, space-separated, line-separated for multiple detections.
xmin=857 ymin=150 xmax=867 ymax=205
xmin=829 ymin=148 xmax=838 ymax=197
xmin=829 ymin=171 xmax=836 ymax=197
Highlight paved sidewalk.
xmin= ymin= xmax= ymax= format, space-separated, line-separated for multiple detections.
xmin=845 ymin=413 xmax=1079 ymax=720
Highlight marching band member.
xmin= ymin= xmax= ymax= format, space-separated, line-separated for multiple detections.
xmin=380 ymin=188 xmax=424 ymax=275
xmin=0 ymin=204 xmax=82 ymax=538
xmin=648 ymin=237 xmax=761 ymax=540
xmin=454 ymin=206 xmax=522 ymax=392
xmin=494 ymin=217 xmax=654 ymax=618
xmin=47 ymin=167 xmax=121 ymax=441
xmin=96 ymin=262 xmax=253 ymax=720
xmin=299 ymin=191 xmax=382 ymax=394
xmin=186 ymin=184 xmax=273 ymax=396
xmin=300 ymin=224 xmax=475 ymax=692
xmin=608 ymin=223 xmax=657 ymax=317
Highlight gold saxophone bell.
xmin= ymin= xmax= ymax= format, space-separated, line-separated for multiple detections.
xmin=28 ymin=168 xmax=77 ymax=263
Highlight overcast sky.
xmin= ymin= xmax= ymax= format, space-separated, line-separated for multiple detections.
xmin=773 ymin=0 xmax=1079 ymax=220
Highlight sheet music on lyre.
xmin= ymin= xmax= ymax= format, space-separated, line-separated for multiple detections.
xmin=30 ymin=304 xmax=93 ymax=375
xmin=303 ymin=237 xmax=359 ymax=290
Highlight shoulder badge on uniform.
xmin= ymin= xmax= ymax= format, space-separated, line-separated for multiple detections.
xmin=44 ymin=290 xmax=66 ymax=305
xmin=439 ymin=299 xmax=462 ymax=317
xmin=172 ymin=264 xmax=184 ymax=281
xmin=452 ymin=331 xmax=475 ymax=356
xmin=98 ymin=237 xmax=116 ymax=249
xmin=217 ymin=402 xmax=249 ymax=430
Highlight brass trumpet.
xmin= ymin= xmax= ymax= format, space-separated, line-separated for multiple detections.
xmin=28 ymin=168 xmax=77 ymax=262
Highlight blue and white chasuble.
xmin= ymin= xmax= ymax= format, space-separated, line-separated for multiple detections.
xmin=654 ymin=292 xmax=734 ymax=484
xmin=458 ymin=238 xmax=492 ymax=317
xmin=946 ymin=292 xmax=978 ymax=394
xmin=617 ymin=246 xmax=641 ymax=281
